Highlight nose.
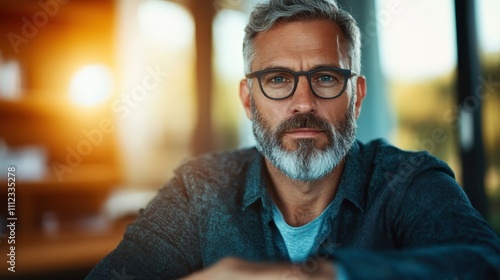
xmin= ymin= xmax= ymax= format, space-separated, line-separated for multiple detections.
xmin=290 ymin=76 xmax=317 ymax=114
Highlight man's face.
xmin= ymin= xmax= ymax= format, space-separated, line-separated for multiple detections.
xmin=240 ymin=19 xmax=366 ymax=181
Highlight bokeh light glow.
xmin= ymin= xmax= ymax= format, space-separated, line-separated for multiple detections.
xmin=138 ymin=0 xmax=194 ymax=51
xmin=377 ymin=0 xmax=457 ymax=80
xmin=69 ymin=64 xmax=113 ymax=106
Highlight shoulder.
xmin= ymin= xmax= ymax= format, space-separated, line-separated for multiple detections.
xmin=355 ymin=140 xmax=481 ymax=238
xmin=149 ymin=147 xmax=260 ymax=215
xmin=175 ymin=147 xmax=258 ymax=178
xmin=354 ymin=139 xmax=461 ymax=209
xmin=170 ymin=147 xmax=259 ymax=193
xmin=358 ymin=138 xmax=455 ymax=183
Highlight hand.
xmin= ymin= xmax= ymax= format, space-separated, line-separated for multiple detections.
xmin=179 ymin=257 xmax=337 ymax=280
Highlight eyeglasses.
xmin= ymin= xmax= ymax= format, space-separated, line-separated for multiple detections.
xmin=245 ymin=67 xmax=357 ymax=100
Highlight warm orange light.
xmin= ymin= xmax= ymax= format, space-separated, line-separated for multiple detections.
xmin=69 ymin=64 xmax=113 ymax=106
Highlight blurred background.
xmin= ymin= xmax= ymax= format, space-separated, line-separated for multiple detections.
xmin=0 ymin=0 xmax=498 ymax=278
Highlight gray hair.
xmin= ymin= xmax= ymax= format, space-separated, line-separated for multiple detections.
xmin=243 ymin=0 xmax=361 ymax=75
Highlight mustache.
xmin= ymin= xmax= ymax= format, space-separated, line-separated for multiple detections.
xmin=275 ymin=113 xmax=333 ymax=140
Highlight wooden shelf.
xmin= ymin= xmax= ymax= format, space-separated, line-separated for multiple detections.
xmin=0 ymin=217 xmax=133 ymax=277
xmin=0 ymin=96 xmax=111 ymax=119
xmin=15 ymin=164 xmax=121 ymax=192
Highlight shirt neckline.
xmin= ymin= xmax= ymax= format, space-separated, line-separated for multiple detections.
xmin=241 ymin=142 xmax=367 ymax=213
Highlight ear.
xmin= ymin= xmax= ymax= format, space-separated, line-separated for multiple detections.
xmin=354 ymin=75 xmax=366 ymax=119
xmin=239 ymin=79 xmax=253 ymax=119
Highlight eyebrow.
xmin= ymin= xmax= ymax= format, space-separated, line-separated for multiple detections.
xmin=259 ymin=64 xmax=343 ymax=71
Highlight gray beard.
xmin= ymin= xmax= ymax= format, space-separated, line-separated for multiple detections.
xmin=251 ymin=98 xmax=357 ymax=182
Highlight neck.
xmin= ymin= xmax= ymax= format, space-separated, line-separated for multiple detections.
xmin=265 ymin=159 xmax=345 ymax=227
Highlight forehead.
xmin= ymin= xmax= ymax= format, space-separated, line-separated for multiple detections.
xmin=252 ymin=19 xmax=347 ymax=70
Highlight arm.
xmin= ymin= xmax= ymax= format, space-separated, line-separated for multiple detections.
xmin=330 ymin=169 xmax=500 ymax=279
xmin=179 ymin=257 xmax=337 ymax=280
xmin=331 ymin=244 xmax=499 ymax=280
xmin=86 ymin=175 xmax=201 ymax=280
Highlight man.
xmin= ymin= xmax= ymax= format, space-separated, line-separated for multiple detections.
xmin=87 ymin=0 xmax=500 ymax=279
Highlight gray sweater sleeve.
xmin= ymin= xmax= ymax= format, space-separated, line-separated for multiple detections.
xmin=86 ymin=174 xmax=201 ymax=280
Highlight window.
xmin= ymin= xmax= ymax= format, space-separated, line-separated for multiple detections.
xmin=116 ymin=0 xmax=196 ymax=186
xmin=477 ymin=0 xmax=500 ymax=234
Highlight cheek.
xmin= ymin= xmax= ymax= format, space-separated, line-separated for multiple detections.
xmin=253 ymin=96 xmax=285 ymax=126
xmin=320 ymin=97 xmax=350 ymax=123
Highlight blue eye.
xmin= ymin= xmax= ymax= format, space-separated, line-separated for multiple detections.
xmin=313 ymin=71 xmax=342 ymax=86
xmin=265 ymin=73 xmax=293 ymax=85
xmin=271 ymin=76 xmax=286 ymax=83
xmin=319 ymin=75 xmax=334 ymax=82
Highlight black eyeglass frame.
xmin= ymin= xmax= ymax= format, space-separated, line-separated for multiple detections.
xmin=245 ymin=67 xmax=358 ymax=100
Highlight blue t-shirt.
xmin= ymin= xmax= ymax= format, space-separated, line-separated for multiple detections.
xmin=272 ymin=201 xmax=334 ymax=263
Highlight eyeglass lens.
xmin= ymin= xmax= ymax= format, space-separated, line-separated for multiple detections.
xmin=259 ymin=69 xmax=346 ymax=99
